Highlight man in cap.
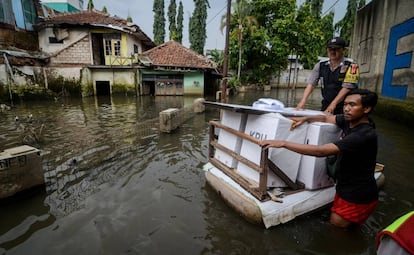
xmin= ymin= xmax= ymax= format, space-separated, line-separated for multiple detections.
xmin=296 ymin=37 xmax=360 ymax=114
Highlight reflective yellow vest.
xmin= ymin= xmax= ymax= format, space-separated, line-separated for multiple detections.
xmin=376 ymin=211 xmax=414 ymax=254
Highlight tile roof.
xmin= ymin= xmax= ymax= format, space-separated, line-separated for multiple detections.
xmin=41 ymin=9 xmax=126 ymax=27
xmin=36 ymin=10 xmax=155 ymax=48
xmin=142 ymin=41 xmax=217 ymax=70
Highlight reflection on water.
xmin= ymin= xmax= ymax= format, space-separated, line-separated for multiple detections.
xmin=0 ymin=90 xmax=413 ymax=254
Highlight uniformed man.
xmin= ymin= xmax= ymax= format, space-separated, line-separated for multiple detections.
xmin=296 ymin=37 xmax=360 ymax=115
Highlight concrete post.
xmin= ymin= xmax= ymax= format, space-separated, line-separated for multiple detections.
xmin=159 ymin=108 xmax=182 ymax=133
xmin=193 ymin=98 xmax=205 ymax=113
xmin=0 ymin=145 xmax=44 ymax=199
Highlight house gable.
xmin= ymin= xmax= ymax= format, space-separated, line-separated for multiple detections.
xmin=36 ymin=10 xmax=156 ymax=67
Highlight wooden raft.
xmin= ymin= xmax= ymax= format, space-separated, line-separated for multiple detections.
xmin=208 ymin=120 xmax=304 ymax=201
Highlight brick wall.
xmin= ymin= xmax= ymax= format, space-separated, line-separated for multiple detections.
xmin=52 ymin=36 xmax=92 ymax=65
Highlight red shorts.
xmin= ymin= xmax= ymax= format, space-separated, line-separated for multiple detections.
xmin=331 ymin=194 xmax=378 ymax=224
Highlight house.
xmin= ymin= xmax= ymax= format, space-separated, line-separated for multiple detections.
xmin=35 ymin=10 xmax=220 ymax=97
xmin=140 ymin=40 xmax=220 ymax=96
xmin=35 ymin=9 xmax=156 ymax=96
xmin=0 ymin=0 xmax=48 ymax=86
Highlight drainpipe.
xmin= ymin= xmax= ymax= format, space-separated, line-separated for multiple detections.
xmin=3 ymin=53 xmax=14 ymax=107
xmin=43 ymin=67 xmax=48 ymax=89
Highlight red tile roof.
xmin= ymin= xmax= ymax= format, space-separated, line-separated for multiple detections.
xmin=36 ymin=10 xmax=155 ymax=48
xmin=142 ymin=41 xmax=217 ymax=70
xmin=42 ymin=10 xmax=126 ymax=27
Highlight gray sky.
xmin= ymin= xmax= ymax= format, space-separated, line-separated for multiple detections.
xmin=93 ymin=0 xmax=349 ymax=51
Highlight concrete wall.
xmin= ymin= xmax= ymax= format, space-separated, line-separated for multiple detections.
xmin=350 ymin=0 xmax=414 ymax=100
xmin=88 ymin=68 xmax=137 ymax=95
xmin=183 ymin=72 xmax=204 ymax=95
xmin=38 ymin=28 xmax=92 ymax=66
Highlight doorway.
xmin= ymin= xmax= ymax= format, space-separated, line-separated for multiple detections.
xmin=96 ymin=81 xmax=111 ymax=96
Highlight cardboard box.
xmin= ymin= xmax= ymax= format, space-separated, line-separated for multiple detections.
xmin=237 ymin=113 xmax=308 ymax=187
xmin=214 ymin=110 xmax=247 ymax=168
xmin=297 ymin=122 xmax=341 ymax=190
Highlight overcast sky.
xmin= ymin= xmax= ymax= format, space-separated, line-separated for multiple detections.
xmin=93 ymin=0 xmax=349 ymax=51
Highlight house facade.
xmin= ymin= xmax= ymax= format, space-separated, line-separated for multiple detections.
xmin=35 ymin=10 xmax=156 ymax=96
xmin=140 ymin=41 xmax=219 ymax=96
xmin=0 ymin=0 xmax=47 ymax=87
xmin=35 ymin=10 xmax=219 ymax=97
xmin=1 ymin=3 xmax=220 ymax=98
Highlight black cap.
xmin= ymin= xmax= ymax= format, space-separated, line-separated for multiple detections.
xmin=326 ymin=37 xmax=347 ymax=48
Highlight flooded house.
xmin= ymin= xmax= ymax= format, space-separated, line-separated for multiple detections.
xmin=34 ymin=9 xmax=220 ymax=97
xmin=0 ymin=0 xmax=47 ymax=87
xmin=140 ymin=40 xmax=220 ymax=96
xmin=1 ymin=0 xmax=220 ymax=98
xmin=34 ymin=9 xmax=156 ymax=96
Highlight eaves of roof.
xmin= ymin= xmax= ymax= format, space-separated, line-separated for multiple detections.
xmin=34 ymin=10 xmax=156 ymax=48
xmin=142 ymin=41 xmax=218 ymax=70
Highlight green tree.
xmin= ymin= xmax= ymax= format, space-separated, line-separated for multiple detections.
xmin=153 ymin=0 xmax=166 ymax=45
xmin=189 ymin=0 xmax=210 ymax=54
xmin=102 ymin=6 xmax=107 ymax=13
xmin=127 ymin=16 xmax=133 ymax=22
xmin=302 ymin=0 xmax=334 ymax=59
xmin=87 ymin=0 xmax=94 ymax=10
xmin=246 ymin=0 xmax=298 ymax=83
xmin=294 ymin=3 xmax=324 ymax=68
xmin=224 ymin=0 xmax=258 ymax=81
xmin=168 ymin=0 xmax=177 ymax=40
xmin=319 ymin=11 xmax=334 ymax=56
xmin=335 ymin=0 xmax=366 ymax=44
xmin=306 ymin=0 xmax=323 ymax=19
xmin=176 ymin=1 xmax=184 ymax=43
xmin=207 ymin=49 xmax=224 ymax=69
xmin=224 ymin=0 xmax=324 ymax=84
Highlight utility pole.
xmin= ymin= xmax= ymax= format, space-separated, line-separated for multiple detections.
xmin=220 ymin=0 xmax=231 ymax=103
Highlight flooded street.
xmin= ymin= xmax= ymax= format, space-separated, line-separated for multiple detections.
xmin=0 ymin=89 xmax=413 ymax=255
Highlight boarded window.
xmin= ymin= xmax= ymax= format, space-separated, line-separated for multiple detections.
xmin=49 ymin=37 xmax=64 ymax=44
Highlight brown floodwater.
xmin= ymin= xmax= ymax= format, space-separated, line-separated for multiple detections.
xmin=0 ymin=89 xmax=413 ymax=255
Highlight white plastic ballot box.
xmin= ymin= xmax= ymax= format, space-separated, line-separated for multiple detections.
xmin=214 ymin=110 xmax=247 ymax=168
xmin=237 ymin=113 xmax=308 ymax=187
xmin=297 ymin=122 xmax=341 ymax=189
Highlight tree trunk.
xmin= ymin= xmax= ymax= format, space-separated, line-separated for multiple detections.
xmin=237 ymin=25 xmax=243 ymax=81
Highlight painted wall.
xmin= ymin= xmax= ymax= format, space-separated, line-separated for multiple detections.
xmin=183 ymin=72 xmax=204 ymax=95
xmin=350 ymin=0 xmax=414 ymax=100
xmin=41 ymin=0 xmax=83 ymax=12
xmin=89 ymin=68 xmax=136 ymax=95
xmin=38 ymin=28 xmax=89 ymax=55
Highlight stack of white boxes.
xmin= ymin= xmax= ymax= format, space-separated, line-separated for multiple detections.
xmin=297 ymin=122 xmax=341 ymax=190
xmin=236 ymin=113 xmax=308 ymax=187
xmin=213 ymin=108 xmax=341 ymax=190
xmin=214 ymin=110 xmax=248 ymax=168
